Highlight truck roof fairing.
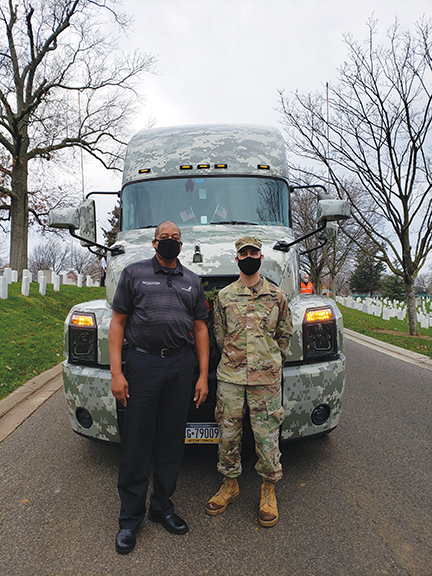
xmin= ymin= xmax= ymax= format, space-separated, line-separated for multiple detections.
xmin=123 ymin=124 xmax=289 ymax=184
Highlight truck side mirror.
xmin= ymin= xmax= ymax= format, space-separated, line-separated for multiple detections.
xmin=49 ymin=199 xmax=97 ymax=246
xmin=318 ymin=220 xmax=338 ymax=241
xmin=49 ymin=207 xmax=80 ymax=230
xmin=49 ymin=196 xmax=124 ymax=256
xmin=274 ymin=196 xmax=349 ymax=254
xmin=79 ymin=198 xmax=97 ymax=247
xmin=316 ymin=199 xmax=350 ymax=224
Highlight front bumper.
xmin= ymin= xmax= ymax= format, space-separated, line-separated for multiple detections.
xmin=62 ymin=362 xmax=119 ymax=443
xmin=281 ymin=354 xmax=346 ymax=440
xmin=62 ymin=353 xmax=345 ymax=444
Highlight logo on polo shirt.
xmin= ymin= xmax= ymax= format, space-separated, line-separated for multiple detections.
xmin=142 ymin=281 xmax=161 ymax=285
xmin=181 ymin=286 xmax=192 ymax=292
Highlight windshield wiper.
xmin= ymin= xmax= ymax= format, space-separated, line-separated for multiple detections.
xmin=210 ymin=220 xmax=258 ymax=225
xmin=137 ymin=225 xmax=157 ymax=229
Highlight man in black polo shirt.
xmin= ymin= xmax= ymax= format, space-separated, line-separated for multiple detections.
xmin=109 ymin=220 xmax=209 ymax=554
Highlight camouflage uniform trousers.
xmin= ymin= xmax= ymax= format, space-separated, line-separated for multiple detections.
xmin=215 ymin=380 xmax=285 ymax=482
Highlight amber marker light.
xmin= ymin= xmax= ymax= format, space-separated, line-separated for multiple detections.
xmin=197 ymin=163 xmax=210 ymax=169
xmin=138 ymin=168 xmax=151 ymax=174
xmin=257 ymin=164 xmax=270 ymax=170
xmin=214 ymin=163 xmax=228 ymax=169
xmin=180 ymin=164 xmax=193 ymax=170
xmin=305 ymin=308 xmax=333 ymax=323
xmin=71 ymin=313 xmax=95 ymax=327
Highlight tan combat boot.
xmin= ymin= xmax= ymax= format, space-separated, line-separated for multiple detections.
xmin=258 ymin=479 xmax=278 ymax=527
xmin=205 ymin=477 xmax=240 ymax=516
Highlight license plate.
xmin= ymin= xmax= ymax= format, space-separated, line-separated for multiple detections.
xmin=185 ymin=423 xmax=220 ymax=444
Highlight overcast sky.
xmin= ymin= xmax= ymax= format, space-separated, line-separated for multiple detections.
xmin=65 ymin=0 xmax=429 ymax=241
xmin=87 ymin=0 xmax=430 ymax=192
xmin=128 ymin=0 xmax=430 ymax=127
xmin=1 ymin=1 xmax=428 ymax=260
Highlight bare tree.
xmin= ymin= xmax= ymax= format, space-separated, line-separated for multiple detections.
xmin=290 ymin=177 xmax=371 ymax=296
xmin=0 ymin=0 xmax=156 ymax=276
xmin=28 ymin=238 xmax=98 ymax=279
xmin=28 ymin=238 xmax=71 ymax=275
xmin=415 ymin=271 xmax=432 ymax=295
xmin=290 ymin=186 xmax=327 ymax=292
xmin=414 ymin=273 xmax=428 ymax=294
xmin=279 ymin=17 xmax=432 ymax=335
xmin=323 ymin=182 xmax=381 ymax=297
xmin=69 ymin=242 xmax=98 ymax=276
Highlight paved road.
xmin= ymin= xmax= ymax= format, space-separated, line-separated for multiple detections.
xmin=1 ymin=339 xmax=431 ymax=576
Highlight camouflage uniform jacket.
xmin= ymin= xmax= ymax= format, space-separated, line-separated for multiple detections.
xmin=214 ymin=278 xmax=293 ymax=386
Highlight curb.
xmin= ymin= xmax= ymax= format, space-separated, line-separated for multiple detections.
xmin=0 ymin=362 xmax=63 ymax=418
xmin=344 ymin=328 xmax=432 ymax=371
xmin=0 ymin=362 xmax=63 ymax=443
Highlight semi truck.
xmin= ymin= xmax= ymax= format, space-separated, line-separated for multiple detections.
xmin=49 ymin=124 xmax=349 ymax=444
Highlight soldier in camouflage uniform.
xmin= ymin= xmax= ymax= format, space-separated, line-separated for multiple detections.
xmin=206 ymin=236 xmax=292 ymax=527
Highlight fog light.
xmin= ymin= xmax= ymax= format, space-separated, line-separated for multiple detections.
xmin=311 ymin=404 xmax=331 ymax=425
xmin=76 ymin=407 xmax=93 ymax=429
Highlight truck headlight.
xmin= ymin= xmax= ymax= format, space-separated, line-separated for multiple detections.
xmin=303 ymin=307 xmax=337 ymax=361
xmin=68 ymin=312 xmax=97 ymax=365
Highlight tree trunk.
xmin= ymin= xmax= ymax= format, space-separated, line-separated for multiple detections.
xmin=405 ymin=278 xmax=418 ymax=336
xmin=310 ymin=272 xmax=320 ymax=294
xmin=331 ymin=274 xmax=337 ymax=298
xmin=9 ymin=154 xmax=29 ymax=278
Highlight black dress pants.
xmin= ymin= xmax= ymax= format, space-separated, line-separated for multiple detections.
xmin=118 ymin=347 xmax=195 ymax=531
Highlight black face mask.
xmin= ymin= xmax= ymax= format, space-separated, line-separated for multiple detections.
xmin=237 ymin=256 xmax=261 ymax=276
xmin=156 ymin=238 xmax=181 ymax=260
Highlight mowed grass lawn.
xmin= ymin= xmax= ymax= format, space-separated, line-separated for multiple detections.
xmin=339 ymin=304 xmax=432 ymax=358
xmin=0 ymin=282 xmax=106 ymax=400
xmin=1 ymin=285 xmax=431 ymax=401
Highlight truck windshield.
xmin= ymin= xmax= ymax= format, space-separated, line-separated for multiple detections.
xmin=121 ymin=176 xmax=290 ymax=230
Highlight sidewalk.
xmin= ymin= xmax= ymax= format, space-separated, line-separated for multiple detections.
xmin=1 ymin=330 xmax=431 ymax=443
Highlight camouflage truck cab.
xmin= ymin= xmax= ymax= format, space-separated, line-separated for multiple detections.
xmin=50 ymin=124 xmax=348 ymax=444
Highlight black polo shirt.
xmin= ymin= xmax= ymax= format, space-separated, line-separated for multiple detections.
xmin=112 ymin=256 xmax=208 ymax=350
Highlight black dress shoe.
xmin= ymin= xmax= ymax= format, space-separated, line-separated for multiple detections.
xmin=115 ymin=528 xmax=136 ymax=554
xmin=149 ymin=511 xmax=189 ymax=535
